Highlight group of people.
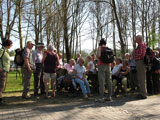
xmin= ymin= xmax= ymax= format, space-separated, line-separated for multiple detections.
xmin=0 ymin=34 xmax=160 ymax=105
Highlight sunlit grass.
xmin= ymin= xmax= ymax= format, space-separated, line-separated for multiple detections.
xmin=5 ymin=71 xmax=34 ymax=92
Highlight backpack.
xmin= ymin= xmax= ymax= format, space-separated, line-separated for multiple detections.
xmin=144 ymin=47 xmax=153 ymax=66
xmin=0 ymin=44 xmax=5 ymax=68
xmin=100 ymin=47 xmax=114 ymax=63
xmin=14 ymin=48 xmax=24 ymax=66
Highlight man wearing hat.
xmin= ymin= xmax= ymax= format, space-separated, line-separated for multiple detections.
xmin=32 ymin=43 xmax=45 ymax=96
xmin=22 ymin=41 xmax=35 ymax=99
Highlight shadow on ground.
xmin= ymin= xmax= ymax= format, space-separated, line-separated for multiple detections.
xmin=1 ymin=91 xmax=139 ymax=109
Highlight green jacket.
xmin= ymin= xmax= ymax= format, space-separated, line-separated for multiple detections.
xmin=0 ymin=47 xmax=10 ymax=72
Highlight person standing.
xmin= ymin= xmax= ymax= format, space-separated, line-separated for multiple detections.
xmin=42 ymin=45 xmax=59 ymax=98
xmin=0 ymin=39 xmax=13 ymax=104
xmin=22 ymin=41 xmax=35 ymax=99
xmin=32 ymin=43 xmax=45 ymax=96
xmin=125 ymin=53 xmax=138 ymax=92
xmin=133 ymin=35 xmax=147 ymax=99
xmin=96 ymin=38 xmax=112 ymax=102
xmin=75 ymin=53 xmax=81 ymax=64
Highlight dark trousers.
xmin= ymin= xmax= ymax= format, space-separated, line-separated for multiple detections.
xmin=34 ymin=63 xmax=45 ymax=95
xmin=152 ymin=73 xmax=160 ymax=94
xmin=146 ymin=67 xmax=154 ymax=94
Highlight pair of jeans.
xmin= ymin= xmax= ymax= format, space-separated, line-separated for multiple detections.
xmin=75 ymin=78 xmax=91 ymax=94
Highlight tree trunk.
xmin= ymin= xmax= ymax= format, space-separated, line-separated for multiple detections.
xmin=0 ymin=0 xmax=3 ymax=41
xmin=62 ymin=0 xmax=71 ymax=63
xmin=34 ymin=0 xmax=39 ymax=45
xmin=18 ymin=0 xmax=23 ymax=48
xmin=131 ymin=0 xmax=136 ymax=49
xmin=112 ymin=0 xmax=125 ymax=58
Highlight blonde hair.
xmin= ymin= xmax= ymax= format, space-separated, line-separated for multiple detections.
xmin=78 ymin=57 xmax=84 ymax=64
xmin=87 ymin=56 xmax=92 ymax=60
xmin=69 ymin=58 xmax=75 ymax=63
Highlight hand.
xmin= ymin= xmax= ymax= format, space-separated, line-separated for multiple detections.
xmin=82 ymin=77 xmax=85 ymax=82
xmin=33 ymin=69 xmax=36 ymax=73
xmin=28 ymin=67 xmax=32 ymax=73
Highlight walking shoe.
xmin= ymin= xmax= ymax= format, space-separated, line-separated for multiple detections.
xmin=136 ymin=94 xmax=147 ymax=100
xmin=22 ymin=95 xmax=31 ymax=99
xmin=83 ymin=94 xmax=88 ymax=99
xmin=51 ymin=92 xmax=56 ymax=97
xmin=105 ymin=97 xmax=113 ymax=102
xmin=88 ymin=93 xmax=93 ymax=97
xmin=95 ymin=98 xmax=105 ymax=102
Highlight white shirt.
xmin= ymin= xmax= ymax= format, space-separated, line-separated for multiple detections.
xmin=112 ymin=64 xmax=122 ymax=75
xmin=32 ymin=49 xmax=43 ymax=63
xmin=87 ymin=61 xmax=95 ymax=72
xmin=74 ymin=64 xmax=86 ymax=79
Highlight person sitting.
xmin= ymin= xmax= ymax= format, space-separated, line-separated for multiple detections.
xmin=86 ymin=55 xmax=98 ymax=93
xmin=63 ymin=59 xmax=77 ymax=96
xmin=86 ymin=55 xmax=95 ymax=74
xmin=73 ymin=58 xmax=91 ymax=98
xmin=91 ymin=53 xmax=97 ymax=70
xmin=112 ymin=58 xmax=122 ymax=77
xmin=112 ymin=60 xmax=129 ymax=95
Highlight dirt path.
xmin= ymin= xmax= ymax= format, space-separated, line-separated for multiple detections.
xmin=0 ymin=95 xmax=160 ymax=120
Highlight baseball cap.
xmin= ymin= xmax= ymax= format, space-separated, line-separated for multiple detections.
xmin=27 ymin=41 xmax=35 ymax=45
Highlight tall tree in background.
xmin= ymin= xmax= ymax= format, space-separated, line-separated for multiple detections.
xmin=17 ymin=0 xmax=23 ymax=48
xmin=0 ymin=0 xmax=18 ymax=43
xmin=112 ymin=0 xmax=125 ymax=58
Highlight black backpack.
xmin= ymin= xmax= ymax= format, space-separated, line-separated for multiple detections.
xmin=14 ymin=48 xmax=24 ymax=66
xmin=144 ymin=47 xmax=153 ymax=66
xmin=100 ymin=47 xmax=114 ymax=63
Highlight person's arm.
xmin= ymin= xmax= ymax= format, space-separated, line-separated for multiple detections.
xmin=73 ymin=69 xmax=80 ymax=79
xmin=41 ymin=52 xmax=47 ymax=64
xmin=82 ymin=72 xmax=86 ymax=81
xmin=73 ymin=68 xmax=83 ymax=80
xmin=56 ymin=54 xmax=60 ymax=67
xmin=115 ymin=66 xmax=122 ymax=76
xmin=121 ymin=67 xmax=130 ymax=75
xmin=0 ymin=49 xmax=4 ymax=72
xmin=32 ymin=50 xmax=36 ymax=64
xmin=24 ymin=58 xmax=32 ymax=73
xmin=97 ymin=46 xmax=102 ymax=59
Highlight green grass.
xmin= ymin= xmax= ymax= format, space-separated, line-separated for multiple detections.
xmin=5 ymin=71 xmax=34 ymax=92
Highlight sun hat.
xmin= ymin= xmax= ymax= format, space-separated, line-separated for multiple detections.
xmin=36 ymin=43 xmax=44 ymax=47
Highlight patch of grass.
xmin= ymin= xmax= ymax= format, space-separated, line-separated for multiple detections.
xmin=4 ymin=71 xmax=34 ymax=92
